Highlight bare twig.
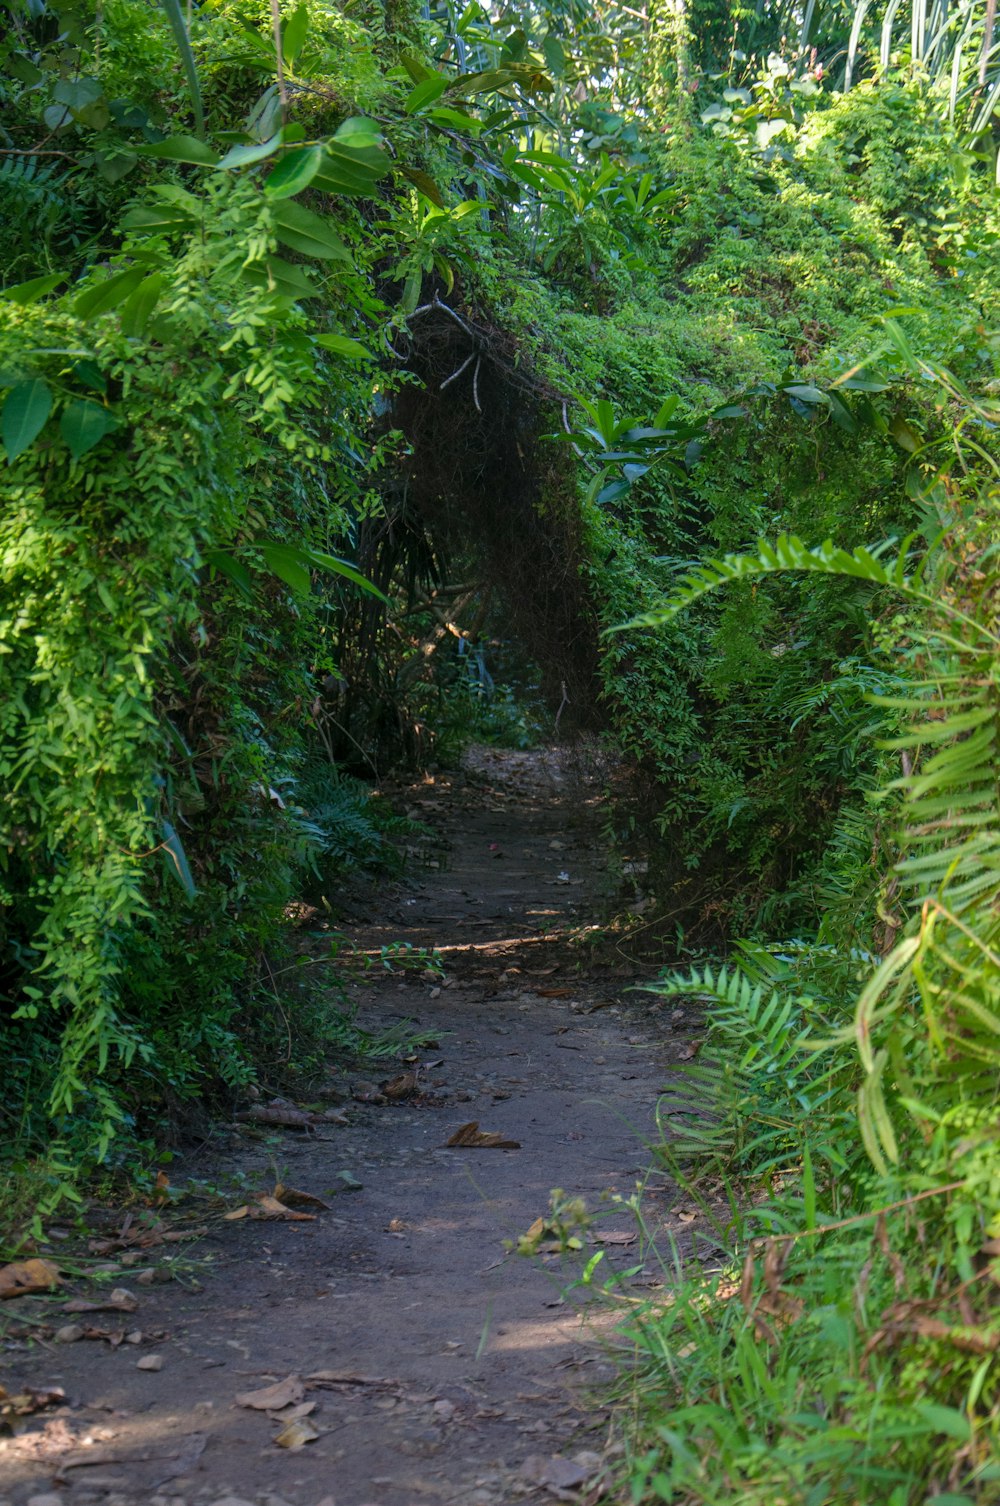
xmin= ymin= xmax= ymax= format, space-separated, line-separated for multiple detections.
xmin=0 ymin=148 xmax=77 ymax=159
xmin=440 ymin=352 xmax=475 ymax=391
xmin=472 ymin=354 xmax=481 ymax=413
xmin=769 ymin=1180 xmax=966 ymax=1243
xmin=554 ymin=680 xmax=570 ymax=733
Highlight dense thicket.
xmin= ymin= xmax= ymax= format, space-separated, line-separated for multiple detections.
xmin=1 ymin=0 xmax=999 ymax=1499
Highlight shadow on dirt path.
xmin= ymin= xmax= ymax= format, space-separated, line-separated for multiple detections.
xmin=2 ymin=746 xmax=693 ymax=1506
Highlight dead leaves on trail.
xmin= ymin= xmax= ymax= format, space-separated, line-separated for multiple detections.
xmin=236 ymin=1374 xmax=305 ymax=1410
xmin=0 ymin=1258 xmax=61 ymax=1299
xmin=224 ymin=1193 xmax=315 ymax=1223
xmin=0 ymin=1384 xmax=65 ymax=1426
xmin=445 ymin=1121 xmax=521 ymax=1149
xmin=235 ymin=1371 xmax=398 ymax=1454
xmin=224 ymin=1181 xmax=333 ymax=1222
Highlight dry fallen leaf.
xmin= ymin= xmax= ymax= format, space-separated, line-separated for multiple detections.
xmin=272 ymin=1183 xmax=331 ymax=1212
xmin=64 ymin=1287 xmax=138 ymax=1314
xmin=521 ymin=1452 xmax=600 ymax=1492
xmin=445 ymin=1121 xmax=521 ymax=1150
xmin=236 ymin=1375 xmax=305 ymax=1411
xmin=275 ymin=1417 xmax=320 ymax=1449
xmin=254 ymin=1193 xmax=316 ymax=1221
xmin=0 ymin=1384 xmax=65 ymax=1420
xmin=380 ymin=1071 xmax=418 ymax=1101
xmin=305 ymin=1370 xmax=393 ymax=1388
xmin=0 ymin=1257 xmax=61 ymax=1300
xmin=224 ymin=1195 xmax=316 ymax=1223
xmin=273 ymin=1400 xmax=315 ymax=1422
xmin=594 ymin=1230 xmax=637 ymax=1247
xmin=234 ymin=1100 xmax=317 ymax=1129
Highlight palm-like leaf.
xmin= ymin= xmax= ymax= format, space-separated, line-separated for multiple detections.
xmin=159 ymin=0 xmax=205 ymax=138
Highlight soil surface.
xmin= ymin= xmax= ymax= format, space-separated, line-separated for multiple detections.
xmin=1 ymin=747 xmax=694 ymax=1506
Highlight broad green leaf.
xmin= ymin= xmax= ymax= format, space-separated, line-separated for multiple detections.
xmin=264 ymin=144 xmax=323 ymax=199
xmin=314 ymin=332 xmax=374 ymax=361
xmin=782 ymin=384 xmax=828 ymax=404
xmin=3 ymin=379 xmax=53 ymax=461
xmin=257 ymin=541 xmax=312 ymax=595
xmin=60 ymin=399 xmax=119 ymax=459
xmin=401 ymin=53 xmax=434 ymax=84
xmin=242 ymin=257 xmax=319 ymax=300
xmin=203 ymin=548 xmax=254 ymax=600
xmin=890 ymin=414 xmax=922 ymax=452
xmin=270 ymin=200 xmax=352 ymax=261
xmin=305 ymin=549 xmax=389 ymax=601
xmin=134 ymin=135 xmax=219 ymax=166
xmin=0 ymin=274 xmax=64 ymax=305
xmin=426 ymin=106 xmax=482 ymax=133
xmin=217 ymin=131 xmax=283 ymax=170
xmin=93 ymin=147 xmax=139 ymax=184
xmin=75 ymin=267 xmax=147 ymax=320
xmin=542 ymin=33 xmax=565 ymax=77
xmin=405 ymin=76 xmax=448 ymax=113
xmin=282 ymin=3 xmax=309 ymax=65
xmin=161 ymin=818 xmax=197 ymax=898
xmin=333 ymin=115 xmax=383 ymax=145
xmin=121 ymin=204 xmax=195 ymax=236
xmin=73 ymin=360 xmax=106 ymax=394
xmin=52 ymin=77 xmax=103 ymax=112
xmin=401 ymin=167 xmax=446 ymax=206
xmin=838 ymin=375 xmax=890 ymax=391
xmin=120 ymin=272 xmax=164 ymax=337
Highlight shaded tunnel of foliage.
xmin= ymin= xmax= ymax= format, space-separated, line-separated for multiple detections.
xmin=1 ymin=0 xmax=999 ymax=1498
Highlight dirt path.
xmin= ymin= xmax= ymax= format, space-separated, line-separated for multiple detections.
xmin=2 ymin=747 xmax=686 ymax=1506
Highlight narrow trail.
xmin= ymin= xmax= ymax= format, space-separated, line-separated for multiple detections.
xmin=2 ymin=747 xmax=691 ymax=1506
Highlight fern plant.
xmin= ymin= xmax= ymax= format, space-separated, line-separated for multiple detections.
xmin=620 ymin=507 xmax=1000 ymax=1224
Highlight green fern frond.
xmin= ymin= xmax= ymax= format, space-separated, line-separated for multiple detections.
xmin=612 ymin=532 xmax=998 ymax=646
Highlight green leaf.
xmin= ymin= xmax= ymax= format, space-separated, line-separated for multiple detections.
xmin=915 ymin=1405 xmax=972 ymax=1442
xmin=405 ymin=76 xmax=448 ymax=113
xmin=401 ymin=167 xmax=446 ymax=206
xmin=161 ymin=818 xmax=197 ymax=898
xmin=426 ymin=106 xmax=482 ymax=133
xmin=264 ymin=144 xmax=323 ymax=199
xmin=0 ymin=274 xmax=64 ymax=305
xmin=120 ymin=272 xmax=164 ymax=337
xmin=782 ymin=383 xmax=829 ymax=404
xmin=216 ymin=131 xmax=284 ymax=170
xmin=59 ymin=399 xmax=119 ymax=459
xmin=121 ymin=204 xmax=195 ymax=236
xmin=305 ymin=549 xmax=389 ymax=601
xmin=3 ymin=379 xmax=53 ymax=461
xmin=203 ymin=548 xmax=254 ymax=600
xmin=838 ymin=375 xmax=889 ymax=391
xmin=314 ymin=332 xmax=374 ymax=361
xmin=256 ymin=541 xmax=313 ymax=595
xmin=158 ymin=0 xmax=205 ymax=137
xmin=134 ymin=135 xmax=219 ymax=166
xmin=270 ymin=200 xmax=352 ymax=261
xmin=75 ymin=267 xmax=148 ymax=320
xmin=890 ymin=414 xmax=922 ymax=452
xmin=282 ymin=2 xmax=309 ymax=65
xmin=241 ymin=257 xmax=319 ymax=300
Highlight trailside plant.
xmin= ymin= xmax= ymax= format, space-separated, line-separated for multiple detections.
xmin=609 ymin=375 xmax=1000 ymax=1503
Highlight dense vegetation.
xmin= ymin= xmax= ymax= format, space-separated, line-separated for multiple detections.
xmin=2 ymin=0 xmax=999 ymax=1499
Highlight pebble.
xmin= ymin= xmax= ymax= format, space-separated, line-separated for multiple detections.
xmin=136 ymin=1353 xmax=163 ymax=1371
xmin=26 ymin=1495 xmax=65 ymax=1506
